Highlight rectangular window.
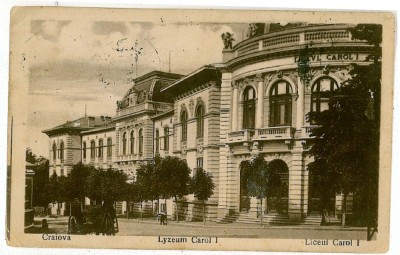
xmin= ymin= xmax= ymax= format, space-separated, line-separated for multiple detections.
xmin=83 ymin=142 xmax=86 ymax=159
xmin=90 ymin=141 xmax=95 ymax=159
xmin=196 ymin=157 xmax=203 ymax=169
xmin=98 ymin=140 xmax=103 ymax=158
xmin=107 ymin=139 xmax=112 ymax=158
xmin=164 ymin=127 xmax=169 ymax=151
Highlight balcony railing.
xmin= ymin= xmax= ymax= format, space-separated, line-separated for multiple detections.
xmin=301 ymin=125 xmax=319 ymax=138
xmin=227 ymin=129 xmax=255 ymax=143
xmin=116 ymin=101 xmax=173 ymax=117
xmin=234 ymin=28 xmax=353 ymax=58
xmin=255 ymin=126 xmax=292 ymax=140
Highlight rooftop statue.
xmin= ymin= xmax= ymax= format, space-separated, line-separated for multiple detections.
xmin=247 ymin=23 xmax=265 ymax=38
xmin=221 ymin=32 xmax=235 ymax=50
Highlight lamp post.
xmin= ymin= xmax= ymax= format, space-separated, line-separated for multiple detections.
xmin=297 ymin=44 xmax=312 ymax=87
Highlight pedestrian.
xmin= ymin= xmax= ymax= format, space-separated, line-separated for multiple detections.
xmin=159 ymin=212 xmax=167 ymax=225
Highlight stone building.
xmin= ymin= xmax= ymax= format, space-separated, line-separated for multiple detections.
xmin=43 ymin=23 xmax=375 ymax=223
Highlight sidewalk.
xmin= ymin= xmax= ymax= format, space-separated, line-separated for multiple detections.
xmin=117 ymin=216 xmax=367 ymax=231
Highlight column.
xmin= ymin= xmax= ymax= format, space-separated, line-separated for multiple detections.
xmin=231 ymin=83 xmax=239 ymax=131
xmin=256 ymin=74 xmax=264 ymax=129
xmin=288 ymin=150 xmax=305 ymax=221
xmin=296 ymin=77 xmax=305 ymax=130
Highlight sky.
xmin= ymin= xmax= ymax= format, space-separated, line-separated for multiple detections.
xmin=25 ymin=19 xmax=248 ymax=157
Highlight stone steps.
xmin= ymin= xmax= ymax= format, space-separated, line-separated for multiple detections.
xmin=216 ymin=212 xmax=342 ymax=226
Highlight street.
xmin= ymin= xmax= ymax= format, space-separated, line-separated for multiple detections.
xmin=27 ymin=216 xmax=370 ymax=240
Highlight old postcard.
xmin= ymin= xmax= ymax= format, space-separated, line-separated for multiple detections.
xmin=7 ymin=7 xmax=395 ymax=252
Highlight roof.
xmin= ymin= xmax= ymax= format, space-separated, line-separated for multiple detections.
xmin=119 ymin=71 xmax=183 ymax=108
xmin=150 ymin=109 xmax=174 ymax=120
xmin=43 ymin=116 xmax=112 ymax=136
xmin=161 ymin=65 xmax=221 ymax=96
xmin=80 ymin=123 xmax=116 ymax=135
xmin=25 ymin=161 xmax=36 ymax=169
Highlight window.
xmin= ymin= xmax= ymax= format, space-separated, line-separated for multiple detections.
xmin=311 ymin=77 xmax=338 ymax=113
xmin=52 ymin=142 xmax=57 ymax=160
xmin=98 ymin=139 xmax=103 ymax=158
xmin=107 ymin=138 xmax=112 ymax=158
xmin=181 ymin=110 xmax=188 ymax=141
xmin=164 ymin=127 xmax=169 ymax=151
xmin=155 ymin=129 xmax=160 ymax=154
xmin=269 ymin=80 xmax=292 ymax=127
xmin=196 ymin=157 xmax=203 ymax=169
xmin=59 ymin=141 xmax=64 ymax=161
xmin=83 ymin=142 xmax=86 ymax=159
xmin=138 ymin=129 xmax=143 ymax=155
xmin=90 ymin=140 xmax=96 ymax=158
xmin=196 ymin=104 xmax=205 ymax=138
xmin=130 ymin=131 xmax=135 ymax=154
xmin=243 ymin=86 xmax=256 ymax=129
xmin=122 ymin=132 xmax=127 ymax=155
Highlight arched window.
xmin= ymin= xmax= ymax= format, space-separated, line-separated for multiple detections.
xmin=181 ymin=110 xmax=188 ymax=141
xmin=243 ymin=86 xmax=256 ymax=129
xmin=90 ymin=140 xmax=96 ymax=158
xmin=122 ymin=132 xmax=127 ymax=155
xmin=269 ymin=80 xmax=292 ymax=127
xmin=155 ymin=129 xmax=160 ymax=154
xmin=82 ymin=142 xmax=87 ymax=159
xmin=130 ymin=131 xmax=135 ymax=154
xmin=59 ymin=141 xmax=64 ymax=161
xmin=138 ymin=129 xmax=143 ymax=155
xmin=311 ymin=77 xmax=338 ymax=113
xmin=196 ymin=104 xmax=205 ymax=138
xmin=98 ymin=139 xmax=103 ymax=158
xmin=52 ymin=142 xmax=57 ymax=160
xmin=107 ymin=138 xmax=112 ymax=158
xmin=164 ymin=127 xmax=169 ymax=151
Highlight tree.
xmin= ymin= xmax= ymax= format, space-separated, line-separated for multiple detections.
xmin=121 ymin=182 xmax=139 ymax=219
xmin=66 ymin=162 xmax=92 ymax=202
xmin=136 ymin=156 xmax=161 ymax=219
xmin=307 ymin=24 xmax=381 ymax=229
xmin=47 ymin=172 xmax=68 ymax=215
xmin=190 ymin=168 xmax=215 ymax=225
xmin=25 ymin=148 xmax=50 ymax=208
xmin=308 ymin=64 xmax=379 ymax=227
xmin=155 ymin=156 xmax=191 ymax=222
xmin=349 ymin=24 xmax=381 ymax=239
xmin=240 ymin=154 xmax=280 ymax=225
xmin=26 ymin=148 xmax=37 ymax=164
xmin=85 ymin=167 xmax=128 ymax=204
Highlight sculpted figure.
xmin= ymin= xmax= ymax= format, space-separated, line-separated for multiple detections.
xmin=221 ymin=32 xmax=235 ymax=49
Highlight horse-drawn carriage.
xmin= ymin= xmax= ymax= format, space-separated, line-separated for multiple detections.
xmin=67 ymin=199 xmax=118 ymax=235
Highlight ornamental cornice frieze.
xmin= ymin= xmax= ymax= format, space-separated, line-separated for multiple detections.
xmin=173 ymin=81 xmax=215 ymax=101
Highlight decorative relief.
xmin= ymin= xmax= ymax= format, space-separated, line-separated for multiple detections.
xmin=323 ymin=65 xmax=330 ymax=75
xmin=331 ymin=66 xmax=353 ymax=83
xmin=231 ymin=81 xmax=240 ymax=89
xmin=255 ymin=73 xmax=263 ymax=82
xmin=189 ymin=98 xmax=195 ymax=116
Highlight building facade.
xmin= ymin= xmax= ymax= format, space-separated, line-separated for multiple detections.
xmin=44 ymin=23 xmax=374 ymax=223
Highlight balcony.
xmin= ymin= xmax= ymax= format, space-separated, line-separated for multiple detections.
xmin=301 ymin=125 xmax=319 ymax=138
xmin=116 ymin=101 xmax=173 ymax=118
xmin=116 ymin=154 xmax=138 ymax=161
xmin=234 ymin=27 xmax=354 ymax=59
xmin=254 ymin=126 xmax=292 ymax=140
xmin=227 ymin=129 xmax=255 ymax=143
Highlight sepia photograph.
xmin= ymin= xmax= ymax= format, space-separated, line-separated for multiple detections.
xmin=6 ymin=7 xmax=395 ymax=252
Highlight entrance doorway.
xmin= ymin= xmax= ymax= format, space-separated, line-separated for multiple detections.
xmin=266 ymin=159 xmax=289 ymax=215
xmin=240 ymin=168 xmax=250 ymax=212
